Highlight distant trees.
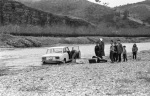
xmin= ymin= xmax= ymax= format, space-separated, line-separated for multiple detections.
xmin=95 ymin=0 xmax=101 ymax=3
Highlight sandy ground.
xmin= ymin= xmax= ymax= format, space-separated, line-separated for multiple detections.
xmin=0 ymin=51 xmax=150 ymax=96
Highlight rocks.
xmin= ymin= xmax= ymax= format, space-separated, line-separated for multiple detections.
xmin=0 ymin=50 xmax=150 ymax=95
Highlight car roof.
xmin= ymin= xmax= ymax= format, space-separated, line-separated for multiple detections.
xmin=47 ymin=45 xmax=79 ymax=49
xmin=47 ymin=46 xmax=67 ymax=49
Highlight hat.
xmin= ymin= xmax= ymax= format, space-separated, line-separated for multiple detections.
xmin=100 ymin=38 xmax=103 ymax=41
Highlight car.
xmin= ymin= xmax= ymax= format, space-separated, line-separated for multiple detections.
xmin=42 ymin=46 xmax=81 ymax=64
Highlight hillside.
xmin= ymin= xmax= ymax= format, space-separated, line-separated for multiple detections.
xmin=0 ymin=0 xmax=94 ymax=27
xmin=116 ymin=0 xmax=150 ymax=24
xmin=17 ymin=0 xmax=114 ymax=24
xmin=17 ymin=0 xmax=148 ymax=28
xmin=0 ymin=0 xmax=149 ymax=38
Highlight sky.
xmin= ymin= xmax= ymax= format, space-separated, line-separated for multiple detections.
xmin=88 ymin=0 xmax=145 ymax=7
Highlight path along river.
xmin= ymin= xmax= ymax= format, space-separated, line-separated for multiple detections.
xmin=0 ymin=42 xmax=150 ymax=69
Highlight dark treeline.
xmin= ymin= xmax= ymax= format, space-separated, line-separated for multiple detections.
xmin=10 ymin=33 xmax=150 ymax=37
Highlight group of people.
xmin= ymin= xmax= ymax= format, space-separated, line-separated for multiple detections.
xmin=94 ymin=38 xmax=139 ymax=63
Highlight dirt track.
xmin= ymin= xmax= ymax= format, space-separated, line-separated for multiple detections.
xmin=0 ymin=50 xmax=150 ymax=96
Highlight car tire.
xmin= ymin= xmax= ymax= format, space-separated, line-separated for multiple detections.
xmin=63 ymin=58 xmax=66 ymax=64
xmin=42 ymin=61 xmax=46 ymax=65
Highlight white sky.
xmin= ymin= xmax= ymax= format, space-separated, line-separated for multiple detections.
xmin=88 ymin=0 xmax=145 ymax=7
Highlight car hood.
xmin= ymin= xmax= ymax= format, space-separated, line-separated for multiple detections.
xmin=42 ymin=53 xmax=63 ymax=57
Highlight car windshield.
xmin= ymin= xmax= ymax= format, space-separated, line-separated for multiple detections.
xmin=47 ymin=48 xmax=63 ymax=53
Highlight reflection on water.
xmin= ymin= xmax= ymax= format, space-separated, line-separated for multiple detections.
xmin=0 ymin=42 xmax=150 ymax=69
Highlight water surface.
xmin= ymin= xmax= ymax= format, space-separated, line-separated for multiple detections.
xmin=0 ymin=42 xmax=150 ymax=69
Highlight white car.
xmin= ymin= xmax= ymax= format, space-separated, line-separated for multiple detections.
xmin=42 ymin=46 xmax=81 ymax=64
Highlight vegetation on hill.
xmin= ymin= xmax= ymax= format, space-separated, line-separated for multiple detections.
xmin=18 ymin=0 xmax=113 ymax=24
xmin=0 ymin=0 xmax=150 ymax=48
xmin=0 ymin=0 xmax=149 ymax=38
xmin=116 ymin=0 xmax=150 ymax=24
xmin=18 ymin=0 xmax=148 ymax=28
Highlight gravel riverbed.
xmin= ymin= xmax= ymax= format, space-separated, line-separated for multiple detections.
xmin=0 ymin=50 xmax=150 ymax=96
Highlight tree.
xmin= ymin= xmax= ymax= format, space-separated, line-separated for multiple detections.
xmin=0 ymin=0 xmax=4 ymax=25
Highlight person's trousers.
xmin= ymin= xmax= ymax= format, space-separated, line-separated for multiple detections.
xmin=95 ymin=51 xmax=99 ymax=57
xmin=123 ymin=54 xmax=127 ymax=62
xmin=133 ymin=52 xmax=137 ymax=59
xmin=113 ymin=53 xmax=118 ymax=62
xmin=118 ymin=53 xmax=122 ymax=62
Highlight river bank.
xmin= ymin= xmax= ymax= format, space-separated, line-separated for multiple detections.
xmin=0 ymin=50 xmax=150 ymax=96
xmin=1 ymin=34 xmax=150 ymax=48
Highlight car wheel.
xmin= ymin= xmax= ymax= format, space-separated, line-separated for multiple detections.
xmin=42 ymin=61 xmax=46 ymax=65
xmin=62 ymin=58 xmax=66 ymax=64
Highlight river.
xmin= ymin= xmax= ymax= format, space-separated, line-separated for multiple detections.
xmin=0 ymin=42 xmax=150 ymax=69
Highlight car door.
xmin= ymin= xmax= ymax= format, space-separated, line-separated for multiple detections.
xmin=63 ymin=47 xmax=69 ymax=61
xmin=66 ymin=47 xmax=71 ymax=59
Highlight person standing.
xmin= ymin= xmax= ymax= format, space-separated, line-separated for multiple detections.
xmin=113 ymin=42 xmax=118 ymax=62
xmin=110 ymin=40 xmax=114 ymax=63
xmin=95 ymin=43 xmax=100 ymax=57
xmin=132 ymin=43 xmax=138 ymax=60
xmin=122 ymin=46 xmax=127 ymax=62
xmin=117 ymin=39 xmax=123 ymax=62
xmin=98 ymin=38 xmax=105 ymax=59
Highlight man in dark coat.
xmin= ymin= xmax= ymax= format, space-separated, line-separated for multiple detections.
xmin=113 ymin=42 xmax=118 ymax=62
xmin=95 ymin=43 xmax=100 ymax=57
xmin=98 ymin=38 xmax=105 ymax=59
xmin=117 ymin=39 xmax=123 ymax=62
